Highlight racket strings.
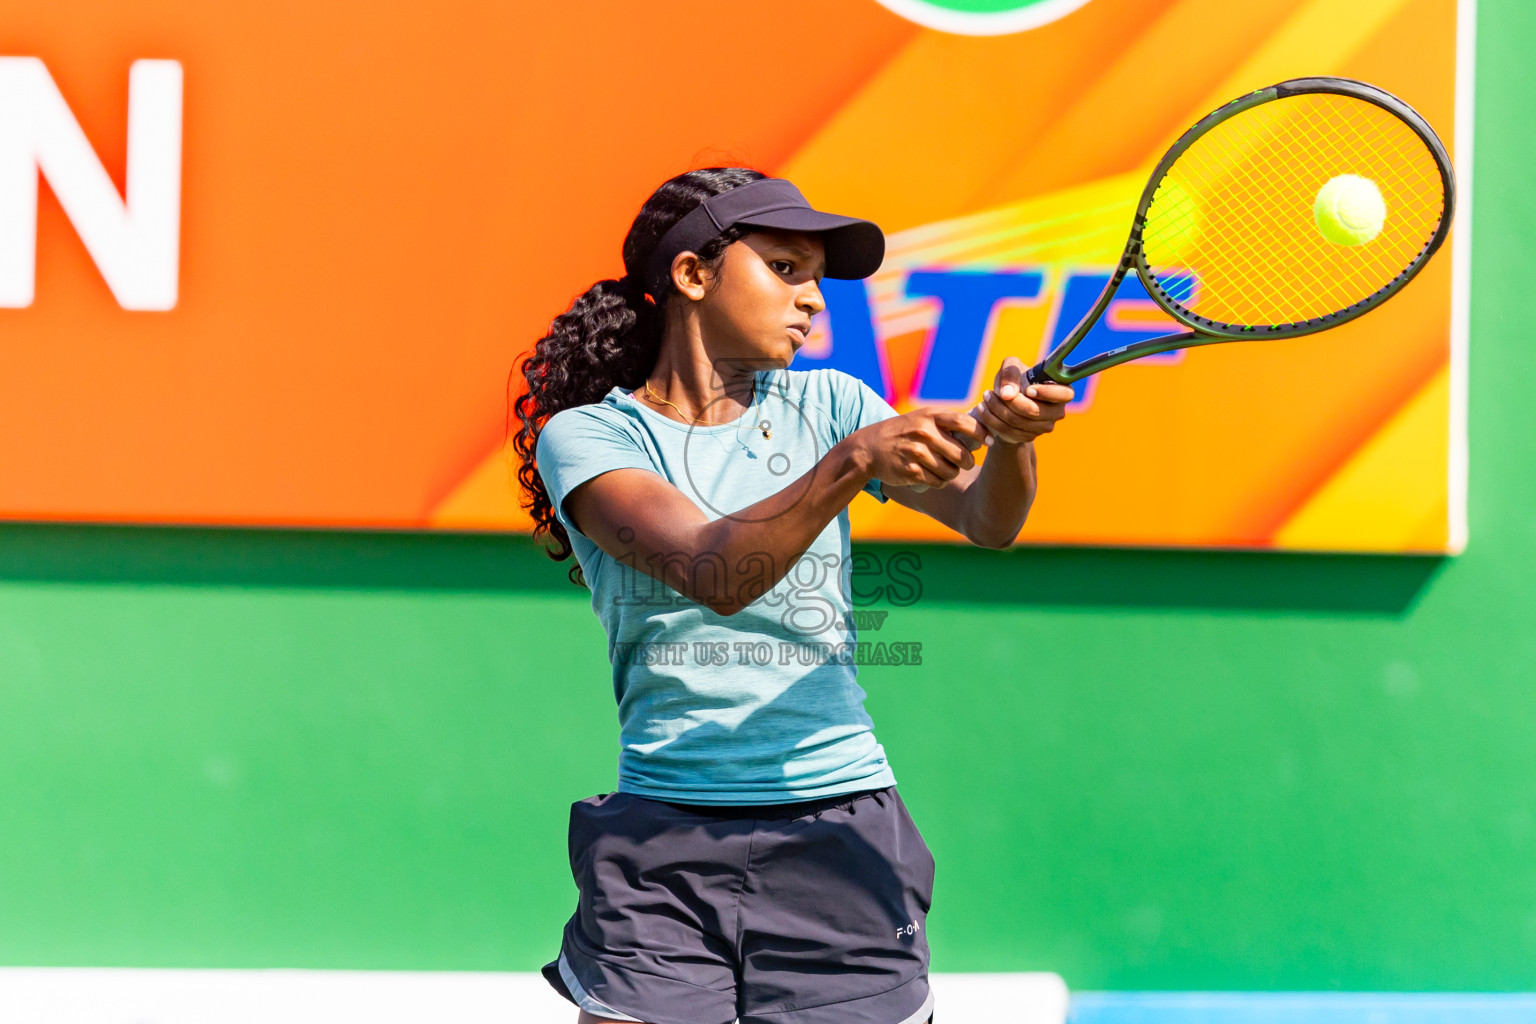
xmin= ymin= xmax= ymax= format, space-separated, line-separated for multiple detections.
xmin=1173 ymin=129 xmax=1359 ymax=320
xmin=1144 ymin=136 xmax=1316 ymax=313
xmin=1141 ymin=92 xmax=1446 ymax=328
xmin=1156 ymin=105 xmax=1416 ymax=323
xmin=1154 ymin=98 xmax=1429 ymax=322
xmin=1165 ymin=98 xmax=1441 ymax=323
xmin=1271 ymin=99 xmax=1442 ymax=278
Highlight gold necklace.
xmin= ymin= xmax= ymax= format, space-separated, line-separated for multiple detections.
xmin=643 ymin=377 xmax=771 ymax=440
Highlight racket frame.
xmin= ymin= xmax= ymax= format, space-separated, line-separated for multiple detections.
xmin=1026 ymin=77 xmax=1456 ymax=385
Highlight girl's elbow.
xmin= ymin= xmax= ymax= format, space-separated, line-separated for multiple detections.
xmin=968 ymin=518 xmax=1024 ymax=549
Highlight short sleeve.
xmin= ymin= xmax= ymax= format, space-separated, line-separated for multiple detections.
xmin=535 ymin=406 xmax=658 ymax=535
xmin=831 ymin=371 xmax=901 ymax=504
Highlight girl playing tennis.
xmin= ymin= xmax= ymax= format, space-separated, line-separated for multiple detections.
xmin=514 ymin=168 xmax=1073 ymax=1024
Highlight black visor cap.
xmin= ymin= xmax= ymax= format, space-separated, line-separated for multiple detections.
xmin=643 ymin=178 xmax=885 ymax=298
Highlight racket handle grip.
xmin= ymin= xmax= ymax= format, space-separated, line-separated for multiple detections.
xmin=1024 ymin=361 xmax=1054 ymax=385
xmin=902 ymin=363 xmax=1056 ymax=492
xmin=899 ymin=399 xmax=989 ymax=494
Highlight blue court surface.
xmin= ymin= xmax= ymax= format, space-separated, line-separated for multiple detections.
xmin=1069 ymin=992 xmax=1536 ymax=1024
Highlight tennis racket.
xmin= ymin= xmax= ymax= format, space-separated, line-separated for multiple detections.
xmin=907 ymin=76 xmax=1454 ymax=490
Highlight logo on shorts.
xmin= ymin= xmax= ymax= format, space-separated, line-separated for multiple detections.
xmin=896 ymin=917 xmax=923 ymax=941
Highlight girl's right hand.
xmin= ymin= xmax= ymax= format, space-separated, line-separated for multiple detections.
xmin=848 ymin=408 xmax=991 ymax=490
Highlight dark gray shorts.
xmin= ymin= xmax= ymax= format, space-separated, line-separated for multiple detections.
xmin=542 ymin=786 xmax=936 ymax=1024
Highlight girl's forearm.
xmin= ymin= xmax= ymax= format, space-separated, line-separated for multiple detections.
xmin=962 ymin=439 xmax=1037 ymax=549
xmin=672 ymin=438 xmax=873 ymax=615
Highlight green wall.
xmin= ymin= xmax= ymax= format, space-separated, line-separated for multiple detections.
xmin=2 ymin=0 xmax=1533 ymax=993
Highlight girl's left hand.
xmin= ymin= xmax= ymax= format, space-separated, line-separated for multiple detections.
xmin=971 ymin=357 xmax=1075 ymax=445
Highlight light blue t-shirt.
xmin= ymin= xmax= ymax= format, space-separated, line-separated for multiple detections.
xmin=535 ymin=367 xmax=903 ymax=804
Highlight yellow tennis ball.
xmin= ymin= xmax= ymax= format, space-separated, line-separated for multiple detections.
xmin=1314 ymin=174 xmax=1387 ymax=246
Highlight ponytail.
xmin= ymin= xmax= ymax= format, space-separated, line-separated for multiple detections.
xmin=510 ymin=167 xmax=767 ymax=586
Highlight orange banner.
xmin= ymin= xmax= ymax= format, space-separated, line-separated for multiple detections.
xmin=0 ymin=0 xmax=1468 ymax=551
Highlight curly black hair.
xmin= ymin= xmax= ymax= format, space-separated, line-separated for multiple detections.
xmin=510 ymin=167 xmax=767 ymax=586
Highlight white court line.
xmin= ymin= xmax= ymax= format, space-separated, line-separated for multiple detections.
xmin=0 ymin=967 xmax=1070 ymax=1024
